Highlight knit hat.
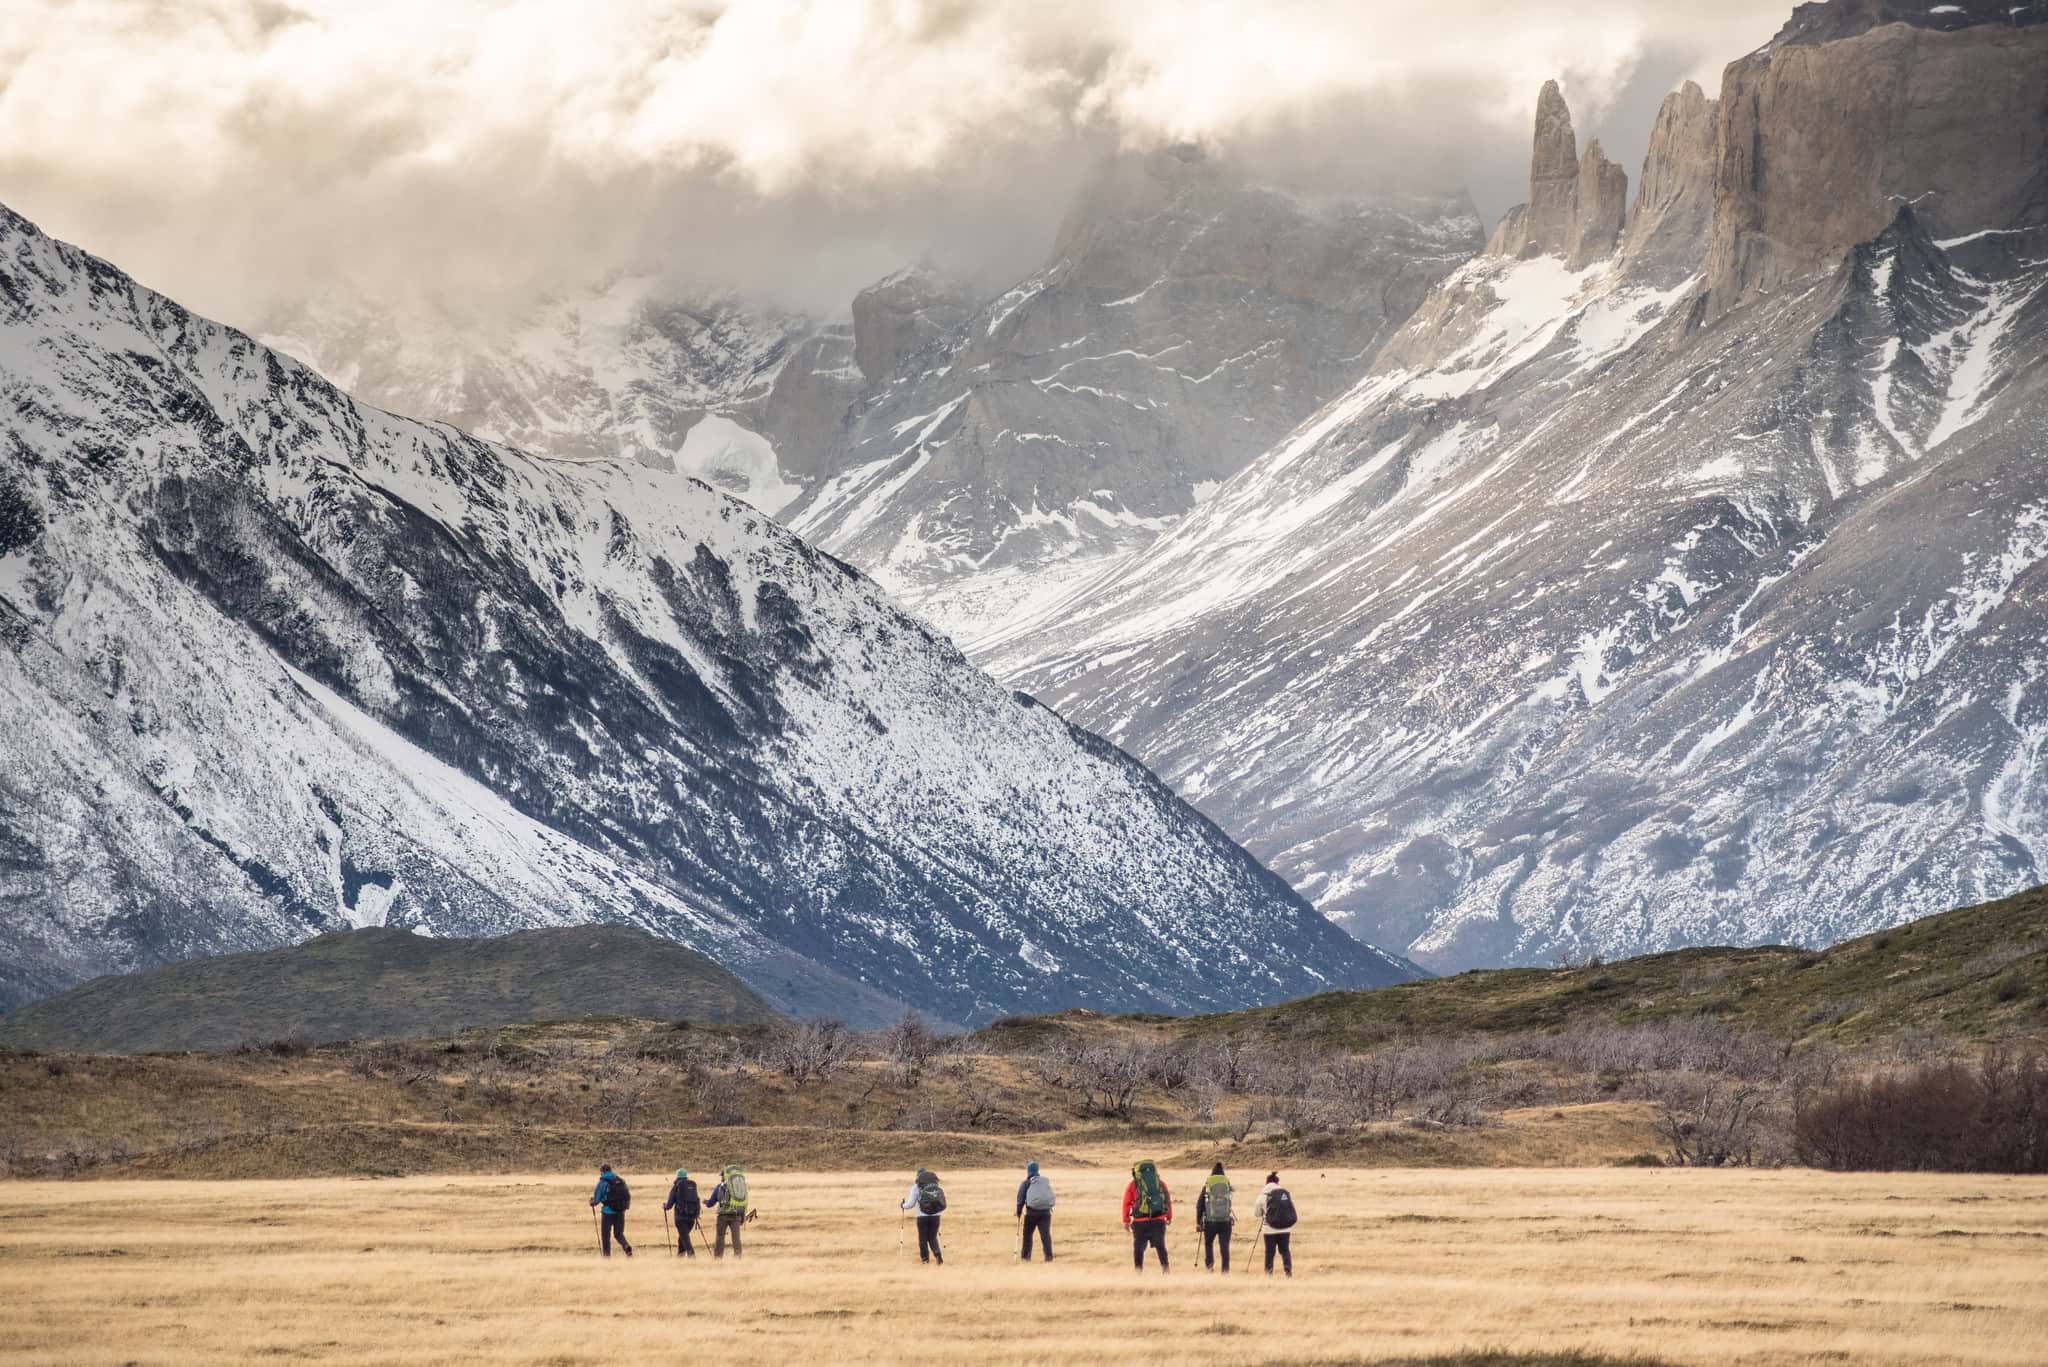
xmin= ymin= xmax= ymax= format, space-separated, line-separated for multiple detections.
xmin=1265 ymin=1171 xmax=1280 ymax=1184
xmin=1211 ymin=1161 xmax=1225 ymax=1176
xmin=676 ymin=1168 xmax=687 ymax=1180
xmin=1027 ymin=1161 xmax=1039 ymax=1176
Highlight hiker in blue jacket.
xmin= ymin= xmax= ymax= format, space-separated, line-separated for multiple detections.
xmin=1014 ymin=1160 xmax=1055 ymax=1261
xmin=589 ymin=1163 xmax=633 ymax=1258
xmin=661 ymin=1168 xmax=699 ymax=1256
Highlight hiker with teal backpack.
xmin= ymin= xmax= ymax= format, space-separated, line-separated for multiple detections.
xmin=588 ymin=1163 xmax=633 ymax=1258
xmin=1014 ymin=1160 xmax=1055 ymax=1261
xmin=1120 ymin=1159 xmax=1172 ymax=1272
xmin=901 ymin=1168 xmax=946 ymax=1265
xmin=661 ymin=1168 xmax=700 ymax=1257
xmin=1195 ymin=1162 xmax=1233 ymax=1272
xmin=707 ymin=1164 xmax=748 ymax=1259
xmin=1251 ymin=1171 xmax=1297 ymax=1276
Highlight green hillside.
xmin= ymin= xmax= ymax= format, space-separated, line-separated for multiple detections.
xmin=985 ymin=884 xmax=2048 ymax=1050
xmin=0 ymin=925 xmax=779 ymax=1052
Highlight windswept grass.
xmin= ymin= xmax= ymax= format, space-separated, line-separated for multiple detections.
xmin=3 ymin=1167 xmax=2046 ymax=1365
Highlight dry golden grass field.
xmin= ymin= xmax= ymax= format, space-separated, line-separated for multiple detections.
xmin=4 ymin=1165 xmax=2046 ymax=1366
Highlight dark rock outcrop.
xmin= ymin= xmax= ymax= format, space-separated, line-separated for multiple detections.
xmin=849 ymin=265 xmax=976 ymax=387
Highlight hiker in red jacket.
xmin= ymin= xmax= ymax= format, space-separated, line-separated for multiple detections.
xmin=1120 ymin=1160 xmax=1173 ymax=1272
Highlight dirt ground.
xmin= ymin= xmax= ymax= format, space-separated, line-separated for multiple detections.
xmin=4 ymin=1165 xmax=2046 ymax=1365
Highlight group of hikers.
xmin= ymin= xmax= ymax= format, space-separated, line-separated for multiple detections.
xmin=592 ymin=1159 xmax=1300 ymax=1275
xmin=587 ymin=1162 xmax=754 ymax=1258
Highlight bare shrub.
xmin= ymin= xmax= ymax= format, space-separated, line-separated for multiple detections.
xmin=1199 ymin=1035 xmax=1258 ymax=1094
xmin=692 ymin=1068 xmax=749 ymax=1127
xmin=1648 ymin=1074 xmax=1770 ymax=1167
xmin=766 ymin=1019 xmax=854 ymax=1087
xmin=1033 ymin=1040 xmax=1150 ymax=1119
xmin=881 ymin=1012 xmax=942 ymax=1086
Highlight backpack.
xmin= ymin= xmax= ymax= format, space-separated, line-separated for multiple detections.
xmin=1203 ymin=1174 xmax=1233 ymax=1225
xmin=676 ymin=1179 xmax=700 ymax=1222
xmin=1131 ymin=1161 xmax=1168 ymax=1219
xmin=916 ymin=1169 xmax=947 ymax=1215
xmin=604 ymin=1174 xmax=631 ymax=1211
xmin=720 ymin=1166 xmax=748 ymax=1213
xmin=1024 ymin=1173 xmax=1055 ymax=1212
xmin=1264 ymin=1187 xmax=1297 ymax=1230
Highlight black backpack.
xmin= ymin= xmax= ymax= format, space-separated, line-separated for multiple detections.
xmin=604 ymin=1174 xmax=632 ymax=1211
xmin=676 ymin=1179 xmax=700 ymax=1221
xmin=1264 ymin=1187 xmax=1296 ymax=1230
xmin=916 ymin=1169 xmax=947 ymax=1215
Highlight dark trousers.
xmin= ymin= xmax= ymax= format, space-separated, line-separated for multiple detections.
xmin=916 ymin=1213 xmax=943 ymax=1264
xmin=1021 ymin=1208 xmax=1053 ymax=1260
xmin=1203 ymin=1222 xmax=1232 ymax=1272
xmin=1131 ymin=1219 xmax=1169 ymax=1271
xmin=599 ymin=1210 xmax=631 ymax=1256
xmin=1264 ymin=1231 xmax=1292 ymax=1276
xmin=673 ymin=1217 xmax=695 ymax=1256
xmin=715 ymin=1211 xmax=743 ymax=1258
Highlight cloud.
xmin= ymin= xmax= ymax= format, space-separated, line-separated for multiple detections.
xmin=0 ymin=0 xmax=1788 ymax=325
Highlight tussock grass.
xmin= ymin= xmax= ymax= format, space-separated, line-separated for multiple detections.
xmin=4 ymin=1167 xmax=2046 ymax=1365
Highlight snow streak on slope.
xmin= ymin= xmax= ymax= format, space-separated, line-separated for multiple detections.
xmin=990 ymin=193 xmax=2048 ymax=971
xmin=0 ymin=203 xmax=1415 ymax=1021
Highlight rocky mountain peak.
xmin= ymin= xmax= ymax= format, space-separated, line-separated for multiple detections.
xmin=849 ymin=262 xmax=977 ymax=387
xmin=1704 ymin=8 xmax=2048 ymax=317
xmin=1492 ymin=82 xmax=1630 ymax=269
xmin=1771 ymin=0 xmax=2047 ymax=47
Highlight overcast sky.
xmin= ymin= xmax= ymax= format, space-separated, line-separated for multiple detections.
xmin=2 ymin=1 xmax=1790 ymax=325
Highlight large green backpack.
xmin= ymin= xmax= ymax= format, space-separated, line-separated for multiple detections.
xmin=720 ymin=1165 xmax=749 ymax=1214
xmin=1131 ymin=1160 xmax=1168 ymax=1219
xmin=1203 ymin=1173 xmax=1233 ymax=1224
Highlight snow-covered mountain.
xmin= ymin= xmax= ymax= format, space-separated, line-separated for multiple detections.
xmin=0 ymin=202 xmax=1416 ymax=1023
xmin=987 ymin=0 xmax=2048 ymax=971
xmin=785 ymin=149 xmax=1484 ymax=643
xmin=261 ymin=282 xmax=858 ymax=516
xmin=269 ymin=151 xmax=1482 ymax=649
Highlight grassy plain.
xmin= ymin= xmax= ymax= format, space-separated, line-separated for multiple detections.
xmin=3 ymin=1166 xmax=2045 ymax=1366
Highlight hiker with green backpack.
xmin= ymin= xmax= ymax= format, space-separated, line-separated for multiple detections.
xmin=1014 ymin=1160 xmax=1054 ymax=1261
xmin=1251 ymin=1171 xmax=1297 ymax=1276
xmin=1195 ymin=1162 xmax=1233 ymax=1272
xmin=900 ymin=1168 xmax=947 ymax=1265
xmin=706 ymin=1164 xmax=748 ymax=1259
xmin=1120 ymin=1159 xmax=1173 ymax=1272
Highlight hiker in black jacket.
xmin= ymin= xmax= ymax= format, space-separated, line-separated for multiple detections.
xmin=1014 ymin=1160 xmax=1054 ymax=1261
xmin=1195 ymin=1161 xmax=1233 ymax=1273
xmin=661 ymin=1168 xmax=700 ymax=1257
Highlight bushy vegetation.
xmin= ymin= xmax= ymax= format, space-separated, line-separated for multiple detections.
xmin=1794 ymin=1050 xmax=2048 ymax=1172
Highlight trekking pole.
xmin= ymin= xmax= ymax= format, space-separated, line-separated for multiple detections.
xmin=664 ymin=1207 xmax=673 ymax=1256
xmin=590 ymin=1206 xmax=601 ymax=1255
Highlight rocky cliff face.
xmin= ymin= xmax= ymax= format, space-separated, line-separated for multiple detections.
xmin=984 ymin=4 xmax=2048 ymax=972
xmin=1705 ymin=8 xmax=2048 ymax=316
xmin=1494 ymin=81 xmax=1631 ymax=273
xmin=0 ymin=203 xmax=1415 ymax=1021
xmin=1620 ymin=82 xmax=1720 ymax=288
xmin=849 ymin=266 xmax=977 ymax=387
xmin=782 ymin=148 xmax=1484 ymax=643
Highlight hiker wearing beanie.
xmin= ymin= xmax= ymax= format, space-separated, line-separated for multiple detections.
xmin=588 ymin=1163 xmax=633 ymax=1258
xmin=1250 ymin=1171 xmax=1297 ymax=1277
xmin=901 ymin=1168 xmax=947 ymax=1265
xmin=661 ymin=1167 xmax=700 ymax=1257
xmin=1120 ymin=1159 xmax=1172 ymax=1273
xmin=1195 ymin=1162 xmax=1234 ymax=1273
xmin=1015 ymin=1160 xmax=1055 ymax=1261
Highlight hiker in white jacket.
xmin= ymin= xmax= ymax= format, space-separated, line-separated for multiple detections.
xmin=1249 ymin=1172 xmax=1294 ymax=1277
xmin=901 ymin=1169 xmax=945 ymax=1265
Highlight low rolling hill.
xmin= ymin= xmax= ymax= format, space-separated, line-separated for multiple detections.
xmin=985 ymin=884 xmax=2048 ymax=1051
xmin=0 ymin=925 xmax=779 ymax=1053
